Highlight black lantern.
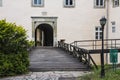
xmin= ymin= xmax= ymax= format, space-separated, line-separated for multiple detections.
xmin=99 ymin=16 xmax=107 ymax=78
xmin=100 ymin=17 xmax=107 ymax=29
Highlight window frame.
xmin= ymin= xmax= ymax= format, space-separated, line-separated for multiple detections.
xmin=95 ymin=27 xmax=102 ymax=40
xmin=32 ymin=0 xmax=44 ymax=7
xmin=94 ymin=0 xmax=105 ymax=8
xmin=111 ymin=21 xmax=116 ymax=33
xmin=64 ymin=0 xmax=75 ymax=8
xmin=113 ymin=0 xmax=119 ymax=7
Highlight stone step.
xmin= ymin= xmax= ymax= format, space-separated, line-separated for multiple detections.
xmin=35 ymin=46 xmax=55 ymax=49
xmin=29 ymin=67 xmax=88 ymax=72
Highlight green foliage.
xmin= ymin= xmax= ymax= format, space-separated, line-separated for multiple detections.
xmin=0 ymin=20 xmax=29 ymax=77
xmin=0 ymin=20 xmax=28 ymax=54
xmin=79 ymin=66 xmax=120 ymax=80
xmin=27 ymin=40 xmax=35 ymax=48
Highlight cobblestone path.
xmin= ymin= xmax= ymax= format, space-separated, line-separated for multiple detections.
xmin=0 ymin=71 xmax=91 ymax=80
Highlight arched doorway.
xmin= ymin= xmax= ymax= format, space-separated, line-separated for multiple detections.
xmin=35 ymin=24 xmax=53 ymax=46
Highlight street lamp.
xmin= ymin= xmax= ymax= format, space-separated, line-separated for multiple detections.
xmin=99 ymin=17 xmax=107 ymax=78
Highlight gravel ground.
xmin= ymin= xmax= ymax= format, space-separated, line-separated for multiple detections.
xmin=0 ymin=71 xmax=91 ymax=80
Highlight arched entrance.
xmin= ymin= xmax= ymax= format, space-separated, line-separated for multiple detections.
xmin=35 ymin=24 xmax=53 ymax=46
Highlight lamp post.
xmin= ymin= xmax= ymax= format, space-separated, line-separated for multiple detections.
xmin=99 ymin=17 xmax=107 ymax=78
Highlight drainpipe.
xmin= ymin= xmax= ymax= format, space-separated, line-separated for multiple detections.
xmin=106 ymin=0 xmax=109 ymax=64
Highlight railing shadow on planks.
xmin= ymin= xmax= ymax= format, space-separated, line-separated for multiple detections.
xmin=58 ymin=41 xmax=98 ymax=70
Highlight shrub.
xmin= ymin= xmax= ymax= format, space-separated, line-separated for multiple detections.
xmin=0 ymin=20 xmax=29 ymax=77
xmin=27 ymin=40 xmax=35 ymax=50
xmin=79 ymin=66 xmax=120 ymax=80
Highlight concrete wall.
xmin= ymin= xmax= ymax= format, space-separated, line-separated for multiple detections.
xmin=108 ymin=0 xmax=120 ymax=39
xmin=0 ymin=0 xmax=106 ymax=43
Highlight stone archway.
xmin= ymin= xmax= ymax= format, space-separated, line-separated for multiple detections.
xmin=31 ymin=17 xmax=57 ymax=47
xmin=35 ymin=24 xmax=53 ymax=46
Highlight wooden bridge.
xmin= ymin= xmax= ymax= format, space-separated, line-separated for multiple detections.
xmin=29 ymin=39 xmax=120 ymax=71
xmin=29 ymin=47 xmax=90 ymax=71
xmin=57 ymin=39 xmax=120 ymax=69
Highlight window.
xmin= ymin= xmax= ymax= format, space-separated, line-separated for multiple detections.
xmin=112 ymin=27 xmax=116 ymax=33
xmin=32 ymin=0 xmax=44 ymax=7
xmin=94 ymin=0 xmax=105 ymax=8
xmin=113 ymin=0 xmax=119 ymax=7
xmin=0 ymin=0 xmax=2 ymax=7
xmin=64 ymin=0 xmax=75 ymax=7
xmin=111 ymin=21 xmax=116 ymax=33
xmin=95 ymin=27 xmax=102 ymax=40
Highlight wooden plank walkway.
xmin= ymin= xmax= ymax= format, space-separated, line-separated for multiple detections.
xmin=29 ymin=47 xmax=88 ymax=71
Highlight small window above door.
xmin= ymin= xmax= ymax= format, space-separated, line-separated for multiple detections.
xmin=94 ymin=0 xmax=105 ymax=8
xmin=32 ymin=0 xmax=44 ymax=7
xmin=113 ymin=0 xmax=119 ymax=7
xmin=64 ymin=0 xmax=75 ymax=8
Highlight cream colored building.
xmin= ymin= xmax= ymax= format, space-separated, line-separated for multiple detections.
xmin=0 ymin=0 xmax=120 ymax=64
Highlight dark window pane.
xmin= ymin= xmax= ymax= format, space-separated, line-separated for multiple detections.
xmin=70 ymin=0 xmax=73 ymax=5
xmin=96 ymin=32 xmax=98 ymax=35
xmin=100 ymin=36 xmax=102 ymax=39
xmin=66 ymin=0 xmax=68 ymax=5
xmin=100 ymin=0 xmax=103 ymax=5
xmin=34 ymin=0 xmax=37 ymax=4
xmin=38 ymin=0 xmax=41 ymax=4
xmin=118 ymin=0 xmax=119 ymax=5
xmin=96 ymin=0 xmax=99 ymax=5
xmin=96 ymin=36 xmax=98 ymax=39
xmin=100 ymin=27 xmax=102 ymax=31
xmin=115 ymin=0 xmax=119 ymax=5
xmin=96 ymin=27 xmax=98 ymax=31
xmin=115 ymin=1 xmax=117 ymax=5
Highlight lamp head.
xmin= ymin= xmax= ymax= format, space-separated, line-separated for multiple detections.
xmin=100 ymin=17 xmax=107 ymax=27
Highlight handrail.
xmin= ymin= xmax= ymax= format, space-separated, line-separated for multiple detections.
xmin=72 ymin=39 xmax=120 ymax=50
xmin=74 ymin=39 xmax=120 ymax=42
xmin=58 ymin=41 xmax=98 ymax=70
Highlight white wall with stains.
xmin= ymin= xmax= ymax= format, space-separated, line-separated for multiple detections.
xmin=0 ymin=0 xmax=106 ymax=43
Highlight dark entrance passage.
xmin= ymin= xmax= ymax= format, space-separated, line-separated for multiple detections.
xmin=35 ymin=24 xmax=53 ymax=46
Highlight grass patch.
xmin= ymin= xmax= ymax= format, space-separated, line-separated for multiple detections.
xmin=79 ymin=65 xmax=120 ymax=80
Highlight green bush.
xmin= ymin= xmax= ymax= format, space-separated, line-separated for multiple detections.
xmin=0 ymin=20 xmax=29 ymax=77
xmin=27 ymin=40 xmax=35 ymax=50
xmin=79 ymin=66 xmax=120 ymax=80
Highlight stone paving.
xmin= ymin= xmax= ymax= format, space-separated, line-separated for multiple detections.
xmin=0 ymin=71 xmax=91 ymax=80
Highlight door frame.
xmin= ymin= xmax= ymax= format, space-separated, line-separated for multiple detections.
xmin=31 ymin=17 xmax=58 ymax=47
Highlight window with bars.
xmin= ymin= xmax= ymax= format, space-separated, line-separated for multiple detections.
xmin=64 ymin=0 xmax=75 ymax=7
xmin=95 ymin=27 xmax=102 ymax=40
xmin=94 ymin=0 xmax=105 ymax=8
xmin=32 ymin=0 xmax=44 ymax=7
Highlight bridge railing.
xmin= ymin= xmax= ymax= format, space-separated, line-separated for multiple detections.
xmin=58 ymin=41 xmax=98 ymax=70
xmin=71 ymin=39 xmax=120 ymax=50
